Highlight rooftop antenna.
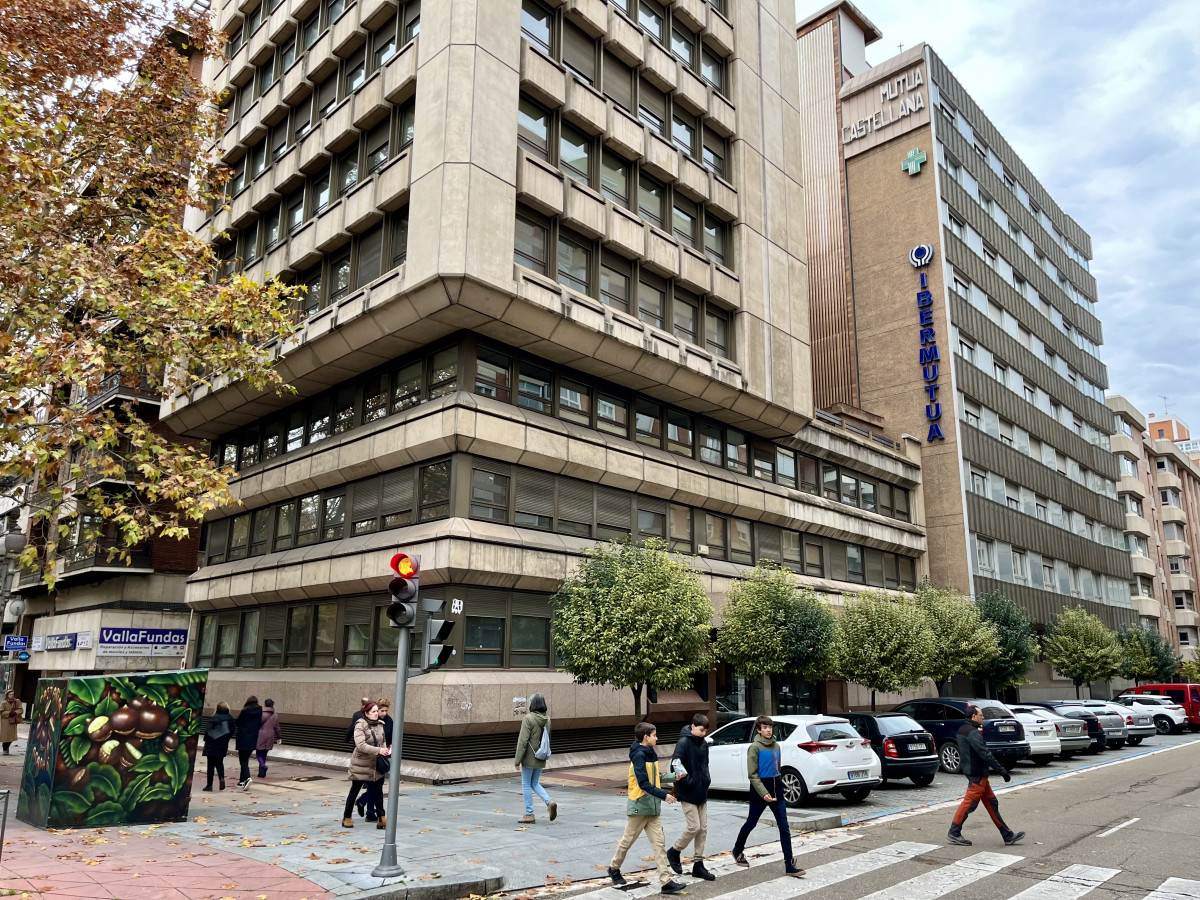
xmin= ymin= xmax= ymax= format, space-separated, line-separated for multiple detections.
xmin=1160 ymin=395 xmax=1172 ymax=416
xmin=898 ymin=43 xmax=905 ymax=53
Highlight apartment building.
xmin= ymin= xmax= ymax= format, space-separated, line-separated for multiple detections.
xmin=797 ymin=3 xmax=1132 ymax=697
xmin=1109 ymin=397 xmax=1200 ymax=660
xmin=173 ymin=0 xmax=927 ymax=768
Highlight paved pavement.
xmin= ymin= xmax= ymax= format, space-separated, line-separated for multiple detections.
xmin=2 ymin=729 xmax=1198 ymax=898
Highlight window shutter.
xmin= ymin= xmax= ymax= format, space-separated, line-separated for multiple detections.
xmin=640 ymin=78 xmax=666 ymax=121
xmin=356 ymin=225 xmax=383 ymax=287
xmin=381 ymin=468 xmax=414 ymax=515
xmin=557 ymin=477 xmax=594 ymax=525
xmin=756 ymin=523 xmax=781 ymax=562
xmin=603 ymin=52 xmax=633 ymax=110
xmin=511 ymin=591 xmax=552 ymax=616
xmin=207 ymin=519 xmax=229 ymax=562
xmin=515 ymin=467 xmax=555 ymax=519
xmin=263 ymin=605 xmax=286 ymax=641
xmin=349 ymin=480 xmax=380 ymax=525
xmin=597 ymin=486 xmax=632 ymax=528
xmin=562 ymin=21 xmax=596 ymax=84
xmin=343 ymin=596 xmax=373 ymax=625
xmin=466 ymin=586 xmax=509 ymax=617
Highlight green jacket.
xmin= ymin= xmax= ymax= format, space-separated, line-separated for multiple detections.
xmin=515 ymin=711 xmax=550 ymax=769
xmin=747 ymin=733 xmax=782 ymax=799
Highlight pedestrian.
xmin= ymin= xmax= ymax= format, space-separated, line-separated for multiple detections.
xmin=948 ymin=704 xmax=1025 ymax=847
xmin=234 ymin=695 xmax=263 ymax=791
xmin=377 ymin=698 xmax=394 ymax=745
xmin=342 ymin=700 xmax=390 ymax=830
xmin=730 ymin=716 xmax=805 ymax=877
xmin=256 ymin=698 xmax=282 ymax=779
xmin=513 ymin=693 xmax=556 ymax=825
xmin=361 ymin=698 xmax=394 ymax=821
xmin=344 ymin=696 xmax=370 ymax=743
xmin=667 ymin=714 xmax=715 ymax=881
xmin=202 ymin=702 xmax=235 ymax=791
xmin=607 ymin=722 xmax=686 ymax=896
xmin=1 ymin=690 xmax=23 ymax=755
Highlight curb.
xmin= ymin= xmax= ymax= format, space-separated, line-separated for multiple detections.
xmin=351 ymin=866 xmax=504 ymax=899
xmin=786 ymin=810 xmax=843 ymax=831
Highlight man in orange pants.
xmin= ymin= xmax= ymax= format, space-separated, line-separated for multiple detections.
xmin=948 ymin=705 xmax=1025 ymax=847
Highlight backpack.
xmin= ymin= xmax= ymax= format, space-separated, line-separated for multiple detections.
xmin=533 ymin=724 xmax=552 ymax=761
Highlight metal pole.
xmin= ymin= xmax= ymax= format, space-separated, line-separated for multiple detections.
xmin=371 ymin=623 xmax=411 ymax=878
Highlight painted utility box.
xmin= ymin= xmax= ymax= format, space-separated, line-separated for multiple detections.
xmin=17 ymin=669 xmax=208 ymax=828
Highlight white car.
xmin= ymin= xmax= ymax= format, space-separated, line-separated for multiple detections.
xmin=1007 ymin=709 xmax=1061 ymax=765
xmin=705 ymin=715 xmax=882 ymax=807
xmin=1111 ymin=694 xmax=1188 ymax=735
xmin=1009 ymin=705 xmax=1090 ymax=759
xmin=1086 ymin=700 xmax=1155 ymax=744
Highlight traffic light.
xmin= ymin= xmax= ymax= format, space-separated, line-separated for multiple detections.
xmin=421 ymin=597 xmax=454 ymax=671
xmin=386 ymin=552 xmax=419 ymax=628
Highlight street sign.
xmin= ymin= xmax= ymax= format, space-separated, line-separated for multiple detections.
xmin=3 ymin=636 xmax=28 ymax=652
xmin=16 ymin=651 xmax=30 ymax=662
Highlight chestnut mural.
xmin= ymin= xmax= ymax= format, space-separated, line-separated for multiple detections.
xmin=16 ymin=670 xmax=208 ymax=828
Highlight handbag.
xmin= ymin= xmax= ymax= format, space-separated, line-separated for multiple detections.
xmin=370 ymin=723 xmax=390 ymax=775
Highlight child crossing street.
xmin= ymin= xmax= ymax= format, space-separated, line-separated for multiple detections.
xmin=730 ymin=716 xmax=805 ymax=878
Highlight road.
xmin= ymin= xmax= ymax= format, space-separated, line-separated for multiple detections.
xmin=559 ymin=736 xmax=1200 ymax=900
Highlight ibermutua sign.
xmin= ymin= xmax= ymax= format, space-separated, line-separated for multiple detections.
xmin=910 ymin=244 xmax=945 ymax=442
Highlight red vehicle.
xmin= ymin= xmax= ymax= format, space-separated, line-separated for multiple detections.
xmin=1117 ymin=684 xmax=1200 ymax=732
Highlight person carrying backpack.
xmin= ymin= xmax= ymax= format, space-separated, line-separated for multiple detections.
xmin=667 ymin=714 xmax=715 ymax=881
xmin=513 ymin=693 xmax=557 ymax=824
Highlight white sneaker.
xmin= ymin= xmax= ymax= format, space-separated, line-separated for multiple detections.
xmin=241 ymin=778 xmax=251 ymax=791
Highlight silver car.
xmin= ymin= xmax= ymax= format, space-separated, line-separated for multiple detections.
xmin=1009 ymin=704 xmax=1090 ymax=758
xmin=1077 ymin=700 xmax=1155 ymax=745
xmin=1059 ymin=701 xmax=1127 ymax=748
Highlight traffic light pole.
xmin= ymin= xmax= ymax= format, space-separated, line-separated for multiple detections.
xmin=372 ymin=622 xmax=411 ymax=879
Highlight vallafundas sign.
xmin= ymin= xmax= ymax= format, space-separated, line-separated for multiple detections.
xmin=97 ymin=628 xmax=188 ymax=658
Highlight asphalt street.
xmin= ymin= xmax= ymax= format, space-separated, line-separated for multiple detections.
xmin=557 ymin=735 xmax=1200 ymax=900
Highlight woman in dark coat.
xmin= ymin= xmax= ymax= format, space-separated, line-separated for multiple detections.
xmin=234 ymin=695 xmax=263 ymax=790
xmin=202 ymin=702 xmax=235 ymax=791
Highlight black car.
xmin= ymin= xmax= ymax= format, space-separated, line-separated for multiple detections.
xmin=891 ymin=698 xmax=1030 ymax=774
xmin=844 ymin=712 xmax=939 ymax=786
xmin=1019 ymin=701 xmax=1106 ymax=754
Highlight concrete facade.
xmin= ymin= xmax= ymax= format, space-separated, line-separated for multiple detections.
xmin=171 ymin=0 xmax=929 ymax=767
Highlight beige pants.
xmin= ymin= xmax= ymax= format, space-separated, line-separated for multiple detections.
xmin=672 ymin=801 xmax=707 ymax=859
xmin=610 ymin=814 xmax=672 ymax=884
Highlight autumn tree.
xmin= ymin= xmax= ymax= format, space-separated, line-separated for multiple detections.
xmin=551 ymin=540 xmax=713 ymax=719
xmin=836 ymin=591 xmax=935 ymax=710
xmin=1181 ymin=660 xmax=1200 ymax=684
xmin=974 ymin=592 xmax=1039 ymax=696
xmin=1042 ymin=607 xmax=1121 ymax=698
xmin=0 ymin=0 xmax=296 ymax=582
xmin=715 ymin=563 xmax=840 ymax=685
xmin=914 ymin=580 xmax=1000 ymax=695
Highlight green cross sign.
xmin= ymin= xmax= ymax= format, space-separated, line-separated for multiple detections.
xmin=902 ymin=148 xmax=927 ymax=175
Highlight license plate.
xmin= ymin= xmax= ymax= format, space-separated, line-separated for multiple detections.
xmin=847 ymin=770 xmax=869 ymax=780
xmin=907 ymin=743 xmax=925 ymax=751
xmin=998 ymin=725 xmax=1015 ymax=732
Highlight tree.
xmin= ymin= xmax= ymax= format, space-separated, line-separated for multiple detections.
xmin=836 ymin=591 xmax=935 ymax=710
xmin=1042 ymin=607 xmax=1120 ymax=698
xmin=914 ymin=581 xmax=1000 ymax=695
xmin=974 ymin=592 xmax=1039 ymax=696
xmin=1117 ymin=625 xmax=1179 ymax=685
xmin=0 ymin=0 xmax=296 ymax=583
xmin=551 ymin=539 xmax=713 ymax=719
xmin=715 ymin=563 xmax=839 ymax=685
xmin=1181 ymin=660 xmax=1200 ymax=684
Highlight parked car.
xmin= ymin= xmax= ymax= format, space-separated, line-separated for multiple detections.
xmin=1054 ymin=701 xmax=1127 ymax=748
xmin=1072 ymin=700 xmax=1154 ymax=745
xmin=889 ymin=698 xmax=1030 ymax=774
xmin=1116 ymin=684 xmax=1200 ymax=732
xmin=1015 ymin=702 xmax=1107 ymax=754
xmin=1004 ymin=708 xmax=1061 ymax=764
xmin=1111 ymin=694 xmax=1189 ymax=735
xmin=843 ymin=712 xmax=939 ymax=786
xmin=714 ymin=697 xmax=745 ymax=726
xmin=705 ymin=715 xmax=882 ymax=806
xmin=1008 ymin=705 xmax=1090 ymax=759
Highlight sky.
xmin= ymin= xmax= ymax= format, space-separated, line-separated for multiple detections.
xmin=795 ymin=0 xmax=1200 ymax=434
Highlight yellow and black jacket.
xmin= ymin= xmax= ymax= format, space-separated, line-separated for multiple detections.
xmin=625 ymin=740 xmax=675 ymax=815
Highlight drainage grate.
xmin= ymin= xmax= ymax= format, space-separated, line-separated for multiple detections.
xmin=439 ymin=789 xmax=491 ymax=797
xmin=289 ymin=775 xmax=331 ymax=782
xmin=242 ymin=810 xmax=295 ymax=818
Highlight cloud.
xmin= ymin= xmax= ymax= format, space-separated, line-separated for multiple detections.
xmin=796 ymin=0 xmax=1200 ymax=431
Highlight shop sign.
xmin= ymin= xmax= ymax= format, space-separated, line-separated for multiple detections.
xmin=96 ymin=627 xmax=188 ymax=657
xmin=43 ymin=633 xmax=78 ymax=652
xmin=910 ymin=244 xmax=945 ymax=442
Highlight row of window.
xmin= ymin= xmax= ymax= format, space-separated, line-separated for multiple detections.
xmin=207 ymin=336 xmax=912 ymax=522
xmin=973 ymin=534 xmax=1128 ymax=606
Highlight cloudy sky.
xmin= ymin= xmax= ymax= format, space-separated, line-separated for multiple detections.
xmin=796 ymin=0 xmax=1200 ymax=434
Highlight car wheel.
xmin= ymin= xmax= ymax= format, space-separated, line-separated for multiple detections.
xmin=1127 ymin=736 xmax=1142 ymax=746
xmin=779 ymin=767 xmax=809 ymax=808
xmin=1108 ymin=739 xmax=1124 ymax=750
xmin=939 ymin=742 xmax=962 ymax=774
xmin=1154 ymin=716 xmax=1173 ymax=735
xmin=1030 ymin=755 xmax=1053 ymax=766
xmin=910 ymin=773 xmax=935 ymax=787
xmin=839 ymin=787 xmax=871 ymax=802
xmin=1058 ymin=750 xmax=1075 ymax=760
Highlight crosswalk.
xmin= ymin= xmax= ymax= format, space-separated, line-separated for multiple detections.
xmin=573 ymin=836 xmax=1200 ymax=900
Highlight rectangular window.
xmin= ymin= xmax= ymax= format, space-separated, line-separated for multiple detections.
xmin=847 ymin=546 xmax=864 ymax=583
xmin=515 ymin=213 xmax=548 ymax=274
xmin=822 ymin=464 xmax=839 ymax=501
xmin=776 ymin=449 xmax=797 ymax=489
xmin=638 ymin=0 xmax=664 ymax=40
xmin=596 ymin=393 xmax=628 ymax=436
xmin=558 ymin=378 xmax=590 ymax=425
xmin=556 ymin=233 xmax=590 ymax=294
xmin=703 ymin=214 xmax=728 ymax=264
xmin=470 ymin=469 xmax=509 ymax=520
xmin=511 ymin=616 xmax=550 ymax=667
xmin=725 ymin=428 xmax=748 ymax=474
xmin=600 ymin=259 xmax=631 ymax=313
xmin=669 ymin=504 xmax=693 ymax=553
xmin=700 ymin=46 xmax=723 ymax=90
xmin=639 ymin=78 xmax=666 ymax=135
xmin=840 ymin=472 xmax=859 ymax=507
xmin=638 ymin=173 xmax=665 ymax=227
xmin=702 ymin=128 xmax=726 ymax=177
xmin=465 ymin=616 xmax=504 ymax=666
xmin=600 ymin=150 xmax=630 ymax=206
xmin=698 ymin=422 xmax=722 ymax=466
xmin=672 ymin=112 xmax=696 ymax=156
xmin=345 ymin=48 xmax=365 ymax=92
xmin=392 ymin=362 xmax=421 ymax=410
xmin=366 ymin=121 xmax=390 ymax=172
xmin=603 ymin=52 xmax=634 ymax=110
xmin=475 ymin=347 xmax=512 ymax=402
xmin=521 ymin=0 xmax=552 ymax=54
xmin=673 ymin=196 xmax=698 ymax=247
xmin=517 ymin=360 xmax=553 ymax=414
xmin=635 ymin=399 xmax=663 ymax=447
xmin=705 ymin=307 xmax=729 ymax=358
xmin=427 ymin=347 xmax=458 ymax=397
xmin=673 ymin=292 xmax=698 ymax=344
xmin=705 ymin=514 xmax=726 ymax=558
xmin=805 ymin=542 xmax=823 ymax=577
xmin=374 ymin=20 xmax=397 ymax=67
xmin=637 ymin=277 xmax=665 ymax=329
xmin=419 ymin=460 xmax=451 ymax=520
xmin=666 ymin=409 xmax=693 ymax=456
xmin=562 ymin=20 xmax=596 ymax=84
xmin=560 ymin=124 xmax=591 ymax=185
xmin=518 ymin=96 xmax=550 ymax=159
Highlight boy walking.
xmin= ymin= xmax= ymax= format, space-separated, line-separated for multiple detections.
xmin=667 ymin=714 xmax=715 ymax=881
xmin=731 ymin=716 xmax=805 ymax=877
xmin=607 ymin=723 xmax=686 ymax=895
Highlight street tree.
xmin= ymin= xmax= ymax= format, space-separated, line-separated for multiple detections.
xmin=715 ymin=563 xmax=840 ymax=684
xmin=1181 ymin=660 xmax=1200 ymax=684
xmin=1042 ymin=607 xmax=1121 ymax=698
xmin=836 ymin=590 xmax=935 ymax=710
xmin=974 ymin=592 xmax=1039 ymax=696
xmin=914 ymin=581 xmax=1000 ymax=695
xmin=0 ymin=0 xmax=297 ymax=583
xmin=1117 ymin=625 xmax=1179 ymax=685
xmin=551 ymin=539 xmax=713 ymax=719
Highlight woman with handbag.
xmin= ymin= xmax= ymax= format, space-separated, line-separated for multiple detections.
xmin=342 ymin=701 xmax=390 ymax=829
xmin=513 ymin=693 xmax=556 ymax=824
xmin=202 ymin=702 xmax=235 ymax=791
xmin=1 ymin=690 xmax=22 ymax=755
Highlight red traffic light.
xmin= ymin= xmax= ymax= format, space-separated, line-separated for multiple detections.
xmin=390 ymin=552 xmax=419 ymax=578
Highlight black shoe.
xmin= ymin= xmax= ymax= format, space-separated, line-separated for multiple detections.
xmin=608 ymin=867 xmax=627 ymax=886
xmin=1004 ymin=831 xmax=1026 ymax=846
xmin=202 ymin=784 xmax=213 ymax=792
xmin=661 ymin=880 xmax=686 ymax=895
xmin=365 ymin=813 xmax=378 ymax=822
xmin=947 ymin=832 xmax=972 ymax=846
xmin=733 ymin=852 xmax=749 ymax=867
xmin=786 ymin=864 xmax=806 ymax=878
xmin=357 ymin=797 xmax=367 ymax=817
xmin=692 ymin=861 xmax=716 ymax=881
xmin=219 ymin=779 xmax=226 ymax=791
xmin=666 ymin=846 xmax=682 ymax=875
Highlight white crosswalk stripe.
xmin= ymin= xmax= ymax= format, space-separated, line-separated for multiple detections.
xmin=717 ymin=841 xmax=939 ymax=900
xmin=1145 ymin=878 xmax=1200 ymax=900
xmin=1007 ymin=864 xmax=1120 ymax=900
xmin=858 ymin=851 xmax=1022 ymax=900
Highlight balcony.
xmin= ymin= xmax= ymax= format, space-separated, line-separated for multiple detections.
xmin=81 ymin=458 xmax=139 ymax=488
xmin=1110 ymin=433 xmax=1140 ymax=457
xmin=1133 ymin=594 xmax=1160 ymax=619
xmin=1118 ymin=474 xmax=1146 ymax=499
xmin=1170 ymin=572 xmax=1197 ymax=594
xmin=84 ymin=373 xmax=160 ymax=411
xmin=1163 ymin=505 xmax=1188 ymax=526
xmin=1124 ymin=513 xmax=1153 ymax=539
xmin=1130 ymin=554 xmax=1157 ymax=578
xmin=1177 ymin=608 xmax=1200 ymax=629
xmin=1157 ymin=469 xmax=1183 ymax=492
xmin=1165 ymin=539 xmax=1191 ymax=559
xmin=61 ymin=541 xmax=153 ymax=576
